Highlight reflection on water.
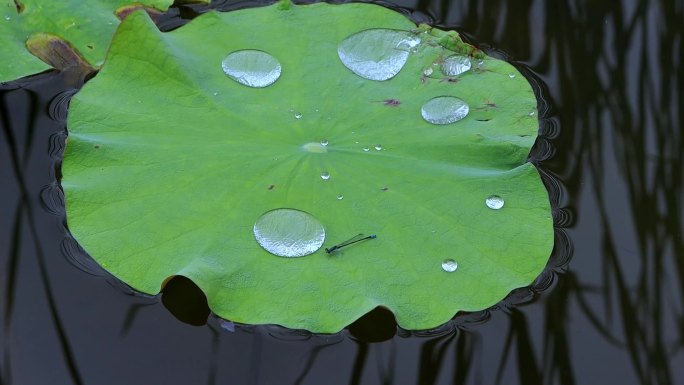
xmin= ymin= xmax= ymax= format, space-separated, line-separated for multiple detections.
xmin=1 ymin=0 xmax=682 ymax=384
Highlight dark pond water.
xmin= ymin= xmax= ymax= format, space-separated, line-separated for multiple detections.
xmin=1 ymin=0 xmax=682 ymax=384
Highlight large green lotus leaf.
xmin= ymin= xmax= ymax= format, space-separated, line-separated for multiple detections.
xmin=62 ymin=2 xmax=553 ymax=332
xmin=0 ymin=0 xmax=208 ymax=82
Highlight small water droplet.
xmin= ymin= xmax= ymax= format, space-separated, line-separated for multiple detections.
xmin=529 ymin=110 xmax=537 ymax=116
xmin=253 ymin=209 xmax=325 ymax=257
xmin=336 ymin=194 xmax=344 ymax=200
xmin=338 ymin=29 xmax=421 ymax=81
xmin=294 ymin=112 xmax=303 ymax=119
xmin=4 ymin=15 xmax=11 ymax=21
xmin=441 ymin=259 xmax=458 ymax=272
xmin=320 ymin=139 xmax=329 ymax=146
xmin=355 ymin=141 xmax=360 ymax=144
xmin=508 ymin=73 xmax=516 ymax=78
xmin=423 ymin=67 xmax=434 ymax=76
xmin=213 ymin=92 xmax=218 ymax=96
xmin=362 ymin=146 xmax=370 ymax=152
xmin=477 ymin=59 xmax=484 ymax=66
xmin=421 ymin=96 xmax=469 ymax=125
xmin=485 ymin=195 xmax=505 ymax=210
xmin=222 ymin=50 xmax=281 ymax=88
xmin=374 ymin=144 xmax=382 ymax=151
xmin=441 ymin=55 xmax=472 ymax=76
xmin=321 ymin=171 xmax=330 ymax=180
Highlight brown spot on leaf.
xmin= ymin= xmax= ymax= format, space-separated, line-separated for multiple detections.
xmin=14 ymin=0 xmax=24 ymax=13
xmin=115 ymin=5 xmax=162 ymax=22
xmin=26 ymin=33 xmax=96 ymax=75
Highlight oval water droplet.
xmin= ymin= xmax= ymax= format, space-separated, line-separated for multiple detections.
xmin=441 ymin=259 xmax=458 ymax=272
xmin=421 ymin=96 xmax=469 ymax=125
xmin=336 ymin=194 xmax=344 ymax=200
xmin=253 ymin=209 xmax=325 ymax=258
xmin=362 ymin=146 xmax=370 ymax=152
xmin=338 ymin=29 xmax=421 ymax=81
xmin=222 ymin=50 xmax=281 ymax=88
xmin=485 ymin=195 xmax=505 ymax=210
xmin=374 ymin=144 xmax=382 ymax=151
xmin=508 ymin=73 xmax=516 ymax=78
xmin=294 ymin=112 xmax=302 ymax=119
xmin=320 ymin=139 xmax=329 ymax=146
xmin=441 ymin=55 xmax=471 ymax=76
xmin=321 ymin=171 xmax=330 ymax=180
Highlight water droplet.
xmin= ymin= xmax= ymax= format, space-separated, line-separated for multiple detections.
xmin=477 ymin=59 xmax=484 ymax=66
xmin=529 ymin=110 xmax=537 ymax=116
xmin=421 ymin=96 xmax=470 ymax=125
xmin=336 ymin=194 xmax=344 ymax=200
xmin=302 ymin=142 xmax=327 ymax=153
xmin=321 ymin=171 xmax=330 ymax=180
xmin=338 ymin=29 xmax=421 ymax=81
xmin=423 ymin=67 xmax=434 ymax=76
xmin=4 ymin=15 xmax=11 ymax=21
xmin=441 ymin=55 xmax=471 ymax=76
xmin=213 ymin=92 xmax=218 ymax=96
xmin=253 ymin=209 xmax=325 ymax=257
xmin=441 ymin=259 xmax=458 ymax=272
xmin=374 ymin=144 xmax=382 ymax=151
xmin=222 ymin=50 xmax=281 ymax=88
xmin=294 ymin=112 xmax=303 ymax=119
xmin=320 ymin=139 xmax=329 ymax=146
xmin=508 ymin=73 xmax=516 ymax=78
xmin=362 ymin=146 xmax=370 ymax=152
xmin=485 ymin=195 xmax=505 ymax=210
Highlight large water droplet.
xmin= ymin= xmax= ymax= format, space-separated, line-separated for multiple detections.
xmin=338 ymin=29 xmax=421 ymax=81
xmin=421 ymin=96 xmax=469 ymax=125
xmin=441 ymin=55 xmax=471 ymax=76
xmin=253 ymin=209 xmax=325 ymax=257
xmin=222 ymin=50 xmax=281 ymax=88
xmin=485 ymin=195 xmax=505 ymax=210
xmin=321 ymin=171 xmax=330 ymax=180
xmin=441 ymin=259 xmax=458 ymax=272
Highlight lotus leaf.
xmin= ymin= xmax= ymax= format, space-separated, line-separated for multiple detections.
xmin=0 ymin=0 xmax=208 ymax=82
xmin=62 ymin=1 xmax=553 ymax=332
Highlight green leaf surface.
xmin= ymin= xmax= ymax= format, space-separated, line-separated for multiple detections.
xmin=63 ymin=2 xmax=553 ymax=333
xmin=0 ymin=0 xmax=208 ymax=82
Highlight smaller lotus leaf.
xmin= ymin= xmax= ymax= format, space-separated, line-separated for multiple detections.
xmin=0 ymin=0 xmax=208 ymax=82
xmin=63 ymin=1 xmax=553 ymax=332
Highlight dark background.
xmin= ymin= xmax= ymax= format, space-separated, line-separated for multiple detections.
xmin=1 ymin=0 xmax=682 ymax=384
